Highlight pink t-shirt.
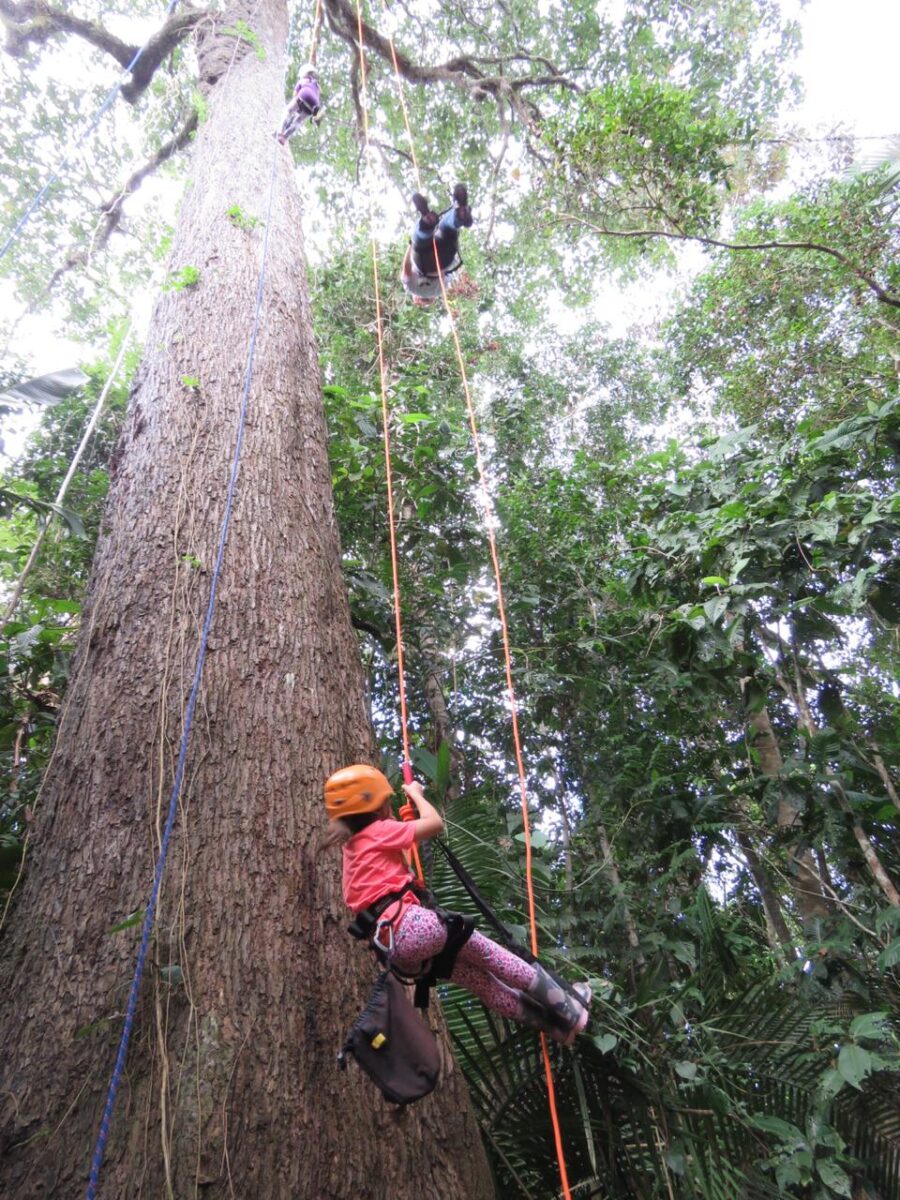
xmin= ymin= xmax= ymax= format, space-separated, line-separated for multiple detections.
xmin=342 ymin=818 xmax=419 ymax=914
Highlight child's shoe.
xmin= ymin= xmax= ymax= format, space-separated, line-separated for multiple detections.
xmin=412 ymin=193 xmax=439 ymax=228
xmin=517 ymin=993 xmax=569 ymax=1044
xmin=525 ymin=964 xmax=589 ymax=1045
xmin=452 ymin=183 xmax=473 ymax=227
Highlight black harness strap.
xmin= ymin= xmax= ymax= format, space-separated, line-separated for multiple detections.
xmin=348 ymin=879 xmax=475 ymax=1009
xmin=402 ymin=907 xmax=476 ymax=1008
xmin=347 ymin=839 xmax=581 ymax=1008
xmin=412 ymin=248 xmax=464 ymax=281
xmin=434 ymin=839 xmax=585 ymax=1003
xmin=346 ymin=879 xmax=422 ymax=942
xmin=434 ymin=839 xmax=532 ymax=958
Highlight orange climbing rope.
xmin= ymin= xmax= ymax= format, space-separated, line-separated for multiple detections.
xmin=353 ymin=1 xmax=423 ymax=885
xmin=308 ymin=0 xmax=323 ymax=65
xmin=355 ymin=7 xmax=573 ymax=1195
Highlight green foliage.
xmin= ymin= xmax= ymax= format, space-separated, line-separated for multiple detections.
xmin=0 ymin=486 xmax=86 ymax=538
xmin=107 ymin=909 xmax=145 ymax=935
xmin=162 ymin=265 xmax=200 ymax=292
xmin=226 ymin=204 xmax=261 ymax=233
xmin=0 ymin=355 xmax=128 ymax=910
xmin=548 ymin=78 xmax=752 ymax=235
xmin=669 ymin=168 xmax=900 ymax=431
xmin=221 ymin=20 xmax=266 ymax=62
xmin=3 ymin=0 xmax=899 ymax=1193
xmin=191 ymin=89 xmax=209 ymax=123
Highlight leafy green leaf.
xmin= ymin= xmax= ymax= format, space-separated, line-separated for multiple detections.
xmin=815 ymin=1157 xmax=852 ymax=1196
xmin=837 ymin=1043 xmax=874 ymax=1090
xmin=877 ymin=939 xmax=900 ymax=970
xmin=817 ymin=1068 xmax=844 ymax=1102
xmin=849 ymin=1012 xmax=889 ymax=1041
xmin=107 ymin=909 xmax=145 ymax=935
xmin=749 ymin=1114 xmax=804 ymax=1142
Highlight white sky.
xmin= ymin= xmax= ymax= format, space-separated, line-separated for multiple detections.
xmin=2 ymin=0 xmax=899 ymax=436
xmin=589 ymin=0 xmax=900 ymax=337
xmin=792 ymin=0 xmax=900 ymax=136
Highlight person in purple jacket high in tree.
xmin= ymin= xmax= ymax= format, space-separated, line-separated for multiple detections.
xmin=276 ymin=64 xmax=322 ymax=144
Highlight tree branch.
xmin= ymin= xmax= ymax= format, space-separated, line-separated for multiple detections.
xmin=350 ymin=613 xmax=394 ymax=654
xmin=1 ymin=0 xmax=135 ymax=62
xmin=41 ymin=110 xmax=198 ymax=298
xmin=556 ymin=213 xmax=900 ymax=310
xmin=0 ymin=1 xmax=205 ymax=104
xmin=322 ymin=0 xmax=577 ymax=128
xmin=122 ymin=10 xmax=206 ymax=103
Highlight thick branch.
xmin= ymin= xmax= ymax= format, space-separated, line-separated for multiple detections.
xmin=42 ymin=109 xmax=199 ymax=297
xmin=741 ymin=689 xmax=832 ymax=925
xmin=0 ymin=1 xmax=204 ymax=104
xmin=735 ymin=827 xmax=792 ymax=958
xmin=122 ymin=10 xmax=205 ymax=102
xmin=833 ymin=783 xmax=900 ymax=907
xmin=350 ymin=613 xmax=393 ymax=653
xmin=775 ymin=668 xmax=900 ymax=910
xmin=1 ymin=0 xmax=136 ymax=62
xmin=871 ymin=750 xmax=900 ymax=816
xmin=557 ymin=214 xmax=900 ymax=310
xmin=323 ymin=0 xmax=577 ymax=128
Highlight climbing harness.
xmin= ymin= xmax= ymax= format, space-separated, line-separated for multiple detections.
xmin=0 ymin=0 xmax=180 ymax=266
xmin=347 ymin=878 xmax=476 ymax=1009
xmin=411 ymin=206 xmax=464 ymax=280
xmin=357 ymin=2 xmax=576 ymax=1192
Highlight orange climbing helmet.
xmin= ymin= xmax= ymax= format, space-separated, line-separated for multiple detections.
xmin=324 ymin=764 xmax=394 ymax=820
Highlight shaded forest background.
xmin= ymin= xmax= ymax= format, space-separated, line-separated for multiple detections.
xmin=1 ymin=0 xmax=899 ymax=1196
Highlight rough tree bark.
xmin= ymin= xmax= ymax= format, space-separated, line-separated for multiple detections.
xmin=0 ymin=4 xmax=494 ymax=1197
xmin=779 ymin=671 xmax=900 ymax=911
xmin=743 ymin=697 xmax=832 ymax=926
xmin=734 ymin=828 xmax=792 ymax=960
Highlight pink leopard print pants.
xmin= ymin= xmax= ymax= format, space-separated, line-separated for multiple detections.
xmin=392 ymin=904 xmax=536 ymax=1018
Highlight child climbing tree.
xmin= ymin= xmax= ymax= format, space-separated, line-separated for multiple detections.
xmin=0 ymin=3 xmax=494 ymax=1196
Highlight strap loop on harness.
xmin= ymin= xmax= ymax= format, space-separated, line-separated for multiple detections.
xmin=348 ymin=881 xmax=476 ymax=1008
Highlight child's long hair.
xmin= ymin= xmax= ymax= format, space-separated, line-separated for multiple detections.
xmin=323 ymin=809 xmax=381 ymax=849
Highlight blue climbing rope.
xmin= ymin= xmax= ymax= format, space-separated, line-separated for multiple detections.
xmin=0 ymin=0 xmax=180 ymax=266
xmin=85 ymin=134 xmax=281 ymax=1200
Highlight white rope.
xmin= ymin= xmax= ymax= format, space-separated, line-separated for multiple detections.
xmin=1 ymin=325 xmax=132 ymax=634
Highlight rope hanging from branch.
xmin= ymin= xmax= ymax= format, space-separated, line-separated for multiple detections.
xmin=352 ymin=0 xmax=424 ymax=884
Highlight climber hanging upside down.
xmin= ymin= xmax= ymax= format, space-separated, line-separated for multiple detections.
xmin=276 ymin=64 xmax=322 ymax=144
xmin=400 ymin=184 xmax=473 ymax=307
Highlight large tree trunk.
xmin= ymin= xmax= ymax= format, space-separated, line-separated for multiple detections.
xmin=0 ymin=5 xmax=494 ymax=1197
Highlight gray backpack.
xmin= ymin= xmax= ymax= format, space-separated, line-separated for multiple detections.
xmin=339 ymin=971 xmax=441 ymax=1105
